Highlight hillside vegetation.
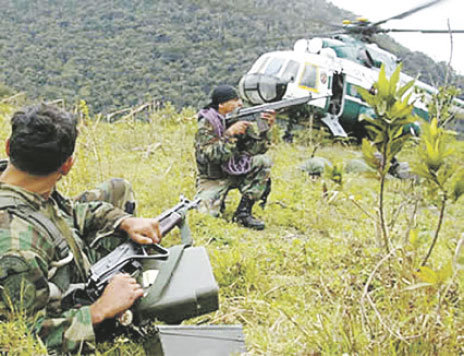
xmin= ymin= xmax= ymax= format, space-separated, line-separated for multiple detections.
xmin=0 ymin=99 xmax=463 ymax=354
xmin=0 ymin=0 xmax=463 ymax=114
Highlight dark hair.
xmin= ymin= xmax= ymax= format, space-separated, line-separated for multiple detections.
xmin=9 ymin=103 xmax=78 ymax=176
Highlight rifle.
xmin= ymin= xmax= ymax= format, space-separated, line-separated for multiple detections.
xmin=64 ymin=196 xmax=200 ymax=305
xmin=225 ymin=94 xmax=317 ymax=133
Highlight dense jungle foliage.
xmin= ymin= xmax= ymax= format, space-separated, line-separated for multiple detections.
xmin=0 ymin=0 xmax=463 ymax=114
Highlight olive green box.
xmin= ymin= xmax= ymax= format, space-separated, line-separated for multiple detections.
xmin=135 ymin=246 xmax=219 ymax=324
xmin=149 ymin=325 xmax=246 ymax=356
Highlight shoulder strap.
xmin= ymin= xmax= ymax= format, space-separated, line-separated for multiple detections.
xmin=0 ymin=195 xmax=70 ymax=259
xmin=0 ymin=159 xmax=8 ymax=172
xmin=139 ymin=244 xmax=185 ymax=308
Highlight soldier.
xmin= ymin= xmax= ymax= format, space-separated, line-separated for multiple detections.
xmin=0 ymin=104 xmax=162 ymax=353
xmin=194 ymin=85 xmax=275 ymax=230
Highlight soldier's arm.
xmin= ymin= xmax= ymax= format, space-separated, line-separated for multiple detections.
xmin=72 ymin=199 xmax=131 ymax=246
xmin=0 ymin=216 xmax=147 ymax=353
xmin=242 ymin=124 xmax=272 ymax=155
xmin=73 ymin=200 xmax=162 ymax=248
xmin=0 ymin=218 xmax=95 ymax=352
xmin=195 ymin=117 xmax=239 ymax=164
xmin=245 ymin=131 xmax=272 ymax=155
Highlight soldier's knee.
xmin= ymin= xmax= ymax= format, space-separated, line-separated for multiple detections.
xmin=253 ymin=154 xmax=273 ymax=170
xmin=197 ymin=200 xmax=221 ymax=218
xmin=109 ymin=178 xmax=133 ymax=195
xmin=104 ymin=178 xmax=136 ymax=213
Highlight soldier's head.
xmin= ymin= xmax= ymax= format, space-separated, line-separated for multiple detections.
xmin=7 ymin=103 xmax=78 ymax=176
xmin=210 ymin=85 xmax=243 ymax=115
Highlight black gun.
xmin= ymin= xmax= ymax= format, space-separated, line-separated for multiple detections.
xmin=85 ymin=195 xmax=200 ymax=302
xmin=225 ymin=94 xmax=316 ymax=133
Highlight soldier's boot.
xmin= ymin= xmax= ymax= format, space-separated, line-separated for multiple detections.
xmin=259 ymin=178 xmax=271 ymax=209
xmin=233 ymin=196 xmax=265 ymax=230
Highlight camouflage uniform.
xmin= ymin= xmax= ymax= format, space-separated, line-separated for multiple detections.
xmin=0 ymin=174 xmax=135 ymax=353
xmin=194 ymin=109 xmax=273 ymax=216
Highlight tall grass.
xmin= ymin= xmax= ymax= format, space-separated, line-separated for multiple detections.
xmin=0 ymin=103 xmax=463 ymax=355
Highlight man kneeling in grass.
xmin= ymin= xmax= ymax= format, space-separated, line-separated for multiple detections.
xmin=194 ymin=85 xmax=275 ymax=230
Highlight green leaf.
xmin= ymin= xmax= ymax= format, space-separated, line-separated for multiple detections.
xmin=437 ymin=262 xmax=453 ymax=284
xmin=397 ymin=80 xmax=415 ymax=99
xmin=358 ymin=87 xmax=375 ymax=105
xmin=377 ymin=65 xmax=389 ymax=98
xmin=412 ymin=163 xmax=430 ymax=178
xmin=362 ymin=139 xmax=380 ymax=169
xmin=389 ymin=64 xmax=402 ymax=96
xmin=416 ymin=266 xmax=439 ymax=284
xmin=430 ymin=117 xmax=439 ymax=138
xmin=376 ymin=100 xmax=387 ymax=116
xmin=437 ymin=164 xmax=454 ymax=186
xmin=409 ymin=228 xmax=419 ymax=248
xmin=361 ymin=114 xmax=384 ymax=129
xmin=451 ymin=171 xmax=464 ymax=202
xmin=391 ymin=135 xmax=409 ymax=157
xmin=402 ymin=282 xmax=432 ymax=291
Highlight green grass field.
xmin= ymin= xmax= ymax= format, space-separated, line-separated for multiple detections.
xmin=0 ymin=103 xmax=463 ymax=355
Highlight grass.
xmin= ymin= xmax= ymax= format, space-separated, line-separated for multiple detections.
xmin=0 ymin=102 xmax=463 ymax=355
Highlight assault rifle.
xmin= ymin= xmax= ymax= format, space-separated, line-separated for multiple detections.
xmin=85 ymin=195 xmax=200 ymax=301
xmin=61 ymin=196 xmax=200 ymax=308
xmin=225 ymin=94 xmax=319 ymax=133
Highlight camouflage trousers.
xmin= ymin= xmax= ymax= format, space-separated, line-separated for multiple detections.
xmin=74 ymin=178 xmax=136 ymax=214
xmin=75 ymin=178 xmax=136 ymax=260
xmin=195 ymin=154 xmax=272 ymax=217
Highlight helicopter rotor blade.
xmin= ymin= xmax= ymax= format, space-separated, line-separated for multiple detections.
xmin=383 ymin=28 xmax=464 ymax=34
xmin=264 ymin=31 xmax=350 ymax=42
xmin=371 ymin=0 xmax=443 ymax=27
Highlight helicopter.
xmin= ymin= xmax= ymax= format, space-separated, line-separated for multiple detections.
xmin=237 ymin=0 xmax=464 ymax=141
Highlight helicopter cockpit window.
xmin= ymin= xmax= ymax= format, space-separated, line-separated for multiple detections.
xmin=250 ymin=55 xmax=270 ymax=74
xmin=264 ymin=57 xmax=286 ymax=76
xmin=281 ymin=60 xmax=300 ymax=83
xmin=357 ymin=49 xmax=374 ymax=68
xmin=299 ymin=63 xmax=318 ymax=91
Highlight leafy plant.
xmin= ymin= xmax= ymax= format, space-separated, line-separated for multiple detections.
xmin=359 ymin=64 xmax=418 ymax=252
xmin=413 ymin=117 xmax=464 ymax=265
xmin=428 ymin=85 xmax=463 ymax=128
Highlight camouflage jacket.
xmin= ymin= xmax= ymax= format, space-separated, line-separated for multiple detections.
xmin=0 ymin=182 xmax=130 ymax=353
xmin=195 ymin=108 xmax=271 ymax=179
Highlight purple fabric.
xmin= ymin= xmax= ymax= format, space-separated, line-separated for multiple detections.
xmin=198 ymin=108 xmax=252 ymax=176
xmin=221 ymin=155 xmax=252 ymax=176
xmin=198 ymin=108 xmax=225 ymax=137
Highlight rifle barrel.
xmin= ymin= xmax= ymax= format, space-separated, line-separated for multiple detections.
xmin=228 ymin=95 xmax=313 ymax=120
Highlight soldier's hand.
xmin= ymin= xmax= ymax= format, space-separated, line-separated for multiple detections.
xmin=90 ymin=273 xmax=144 ymax=324
xmin=260 ymin=110 xmax=276 ymax=127
xmin=119 ymin=217 xmax=161 ymax=245
xmin=225 ymin=121 xmax=251 ymax=137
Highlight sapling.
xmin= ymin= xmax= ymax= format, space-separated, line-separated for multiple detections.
xmin=358 ymin=64 xmax=418 ymax=253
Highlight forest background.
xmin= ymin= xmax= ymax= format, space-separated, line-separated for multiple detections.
xmin=0 ymin=0 xmax=463 ymax=114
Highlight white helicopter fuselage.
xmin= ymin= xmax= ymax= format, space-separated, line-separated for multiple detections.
xmin=243 ymin=38 xmax=463 ymax=137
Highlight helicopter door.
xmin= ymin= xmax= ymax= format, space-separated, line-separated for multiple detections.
xmin=329 ymin=71 xmax=345 ymax=117
xmin=320 ymin=71 xmax=348 ymax=137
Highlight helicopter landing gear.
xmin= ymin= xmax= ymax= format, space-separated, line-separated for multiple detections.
xmin=321 ymin=114 xmax=347 ymax=137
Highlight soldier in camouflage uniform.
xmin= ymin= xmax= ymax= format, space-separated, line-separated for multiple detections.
xmin=194 ymin=85 xmax=275 ymax=230
xmin=0 ymin=104 xmax=162 ymax=353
